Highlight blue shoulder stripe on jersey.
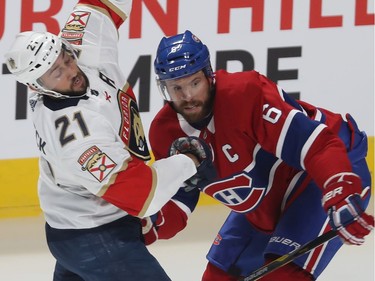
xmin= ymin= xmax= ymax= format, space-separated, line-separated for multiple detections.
xmin=282 ymin=89 xmax=304 ymax=111
xmin=280 ymin=112 xmax=323 ymax=170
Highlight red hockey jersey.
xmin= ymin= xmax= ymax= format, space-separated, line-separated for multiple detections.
xmin=149 ymin=70 xmax=352 ymax=232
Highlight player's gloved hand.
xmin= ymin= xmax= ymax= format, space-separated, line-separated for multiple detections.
xmin=169 ymin=136 xmax=217 ymax=191
xmin=322 ymin=172 xmax=374 ymax=245
xmin=141 ymin=212 xmax=164 ymax=245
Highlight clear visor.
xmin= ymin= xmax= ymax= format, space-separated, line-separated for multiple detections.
xmin=156 ymin=77 xmax=173 ymax=101
xmin=36 ymin=41 xmax=78 ymax=91
xmin=156 ymin=70 xmax=209 ymax=102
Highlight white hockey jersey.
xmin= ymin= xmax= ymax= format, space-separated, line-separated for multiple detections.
xmin=31 ymin=0 xmax=196 ymax=229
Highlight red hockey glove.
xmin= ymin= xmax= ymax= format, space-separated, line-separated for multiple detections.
xmin=141 ymin=198 xmax=195 ymax=245
xmin=141 ymin=212 xmax=164 ymax=245
xmin=169 ymin=136 xmax=217 ymax=190
xmin=322 ymin=172 xmax=374 ymax=245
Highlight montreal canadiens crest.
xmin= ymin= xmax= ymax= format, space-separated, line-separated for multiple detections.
xmin=202 ymin=174 xmax=267 ymax=213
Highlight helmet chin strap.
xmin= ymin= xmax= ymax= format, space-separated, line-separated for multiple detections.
xmin=36 ymin=87 xmax=88 ymax=99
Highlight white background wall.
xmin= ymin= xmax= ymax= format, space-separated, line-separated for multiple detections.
xmin=0 ymin=0 xmax=374 ymax=160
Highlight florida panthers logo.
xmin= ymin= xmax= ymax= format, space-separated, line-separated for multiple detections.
xmin=202 ymin=173 xmax=267 ymax=213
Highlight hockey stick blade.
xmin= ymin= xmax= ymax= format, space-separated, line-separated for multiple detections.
xmin=240 ymin=230 xmax=337 ymax=281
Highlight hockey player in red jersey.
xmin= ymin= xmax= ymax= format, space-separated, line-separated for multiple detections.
xmin=4 ymin=3 xmax=215 ymax=281
xmin=143 ymin=30 xmax=374 ymax=280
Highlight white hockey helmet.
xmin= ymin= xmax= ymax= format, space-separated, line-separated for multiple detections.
xmin=5 ymin=31 xmax=63 ymax=92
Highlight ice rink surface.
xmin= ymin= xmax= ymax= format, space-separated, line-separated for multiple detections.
xmin=1 ymin=203 xmax=374 ymax=281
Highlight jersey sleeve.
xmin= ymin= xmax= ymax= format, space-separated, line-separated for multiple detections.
xmin=59 ymin=107 xmax=197 ymax=218
xmin=60 ymin=0 xmax=132 ymax=70
xmin=77 ymin=0 xmax=132 ymax=28
xmin=246 ymin=72 xmax=352 ymax=188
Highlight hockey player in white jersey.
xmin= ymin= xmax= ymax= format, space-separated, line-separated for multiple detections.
xmin=4 ymin=1 xmax=215 ymax=280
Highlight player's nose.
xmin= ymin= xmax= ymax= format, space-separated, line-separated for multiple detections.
xmin=65 ymin=66 xmax=78 ymax=80
xmin=181 ymin=88 xmax=194 ymax=101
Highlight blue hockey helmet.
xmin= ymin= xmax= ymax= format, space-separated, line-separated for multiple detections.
xmin=154 ymin=30 xmax=213 ymax=101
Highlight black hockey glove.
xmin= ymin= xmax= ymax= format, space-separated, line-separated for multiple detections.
xmin=169 ymin=136 xmax=217 ymax=191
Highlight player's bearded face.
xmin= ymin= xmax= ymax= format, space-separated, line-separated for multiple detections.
xmin=38 ymin=49 xmax=88 ymax=96
xmin=165 ymin=71 xmax=213 ymax=123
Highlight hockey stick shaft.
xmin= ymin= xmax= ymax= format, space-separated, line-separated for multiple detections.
xmin=240 ymin=230 xmax=338 ymax=281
